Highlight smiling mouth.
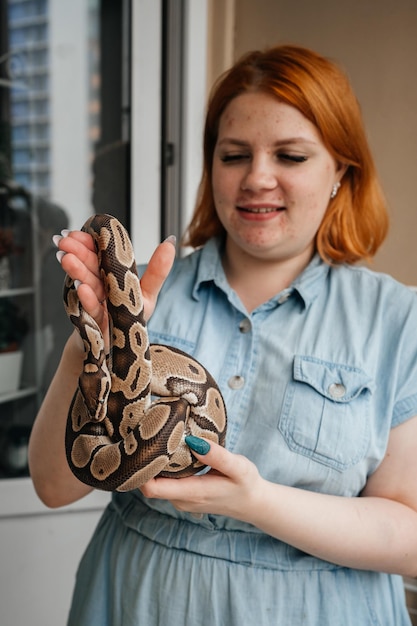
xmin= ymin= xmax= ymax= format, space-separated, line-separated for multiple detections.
xmin=238 ymin=206 xmax=285 ymax=214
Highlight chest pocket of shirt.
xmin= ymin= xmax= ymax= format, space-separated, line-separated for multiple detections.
xmin=278 ymin=356 xmax=374 ymax=471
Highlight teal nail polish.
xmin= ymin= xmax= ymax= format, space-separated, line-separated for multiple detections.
xmin=185 ymin=435 xmax=210 ymax=455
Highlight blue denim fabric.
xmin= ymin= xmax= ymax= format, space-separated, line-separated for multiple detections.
xmin=68 ymin=239 xmax=417 ymax=625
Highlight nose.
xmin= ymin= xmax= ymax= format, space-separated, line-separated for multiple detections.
xmin=240 ymin=155 xmax=278 ymax=192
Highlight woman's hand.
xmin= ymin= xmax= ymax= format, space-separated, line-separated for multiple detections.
xmin=56 ymin=230 xmax=108 ymax=335
xmin=140 ymin=438 xmax=264 ymax=521
xmin=31 ymin=227 xmax=176 ymax=509
xmin=54 ymin=229 xmax=176 ymax=349
xmin=142 ymin=418 xmax=417 ymax=577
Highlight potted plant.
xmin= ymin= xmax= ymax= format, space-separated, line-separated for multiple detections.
xmin=0 ymin=297 xmax=28 ymax=394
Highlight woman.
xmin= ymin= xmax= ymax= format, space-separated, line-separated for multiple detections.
xmin=29 ymin=45 xmax=417 ymax=625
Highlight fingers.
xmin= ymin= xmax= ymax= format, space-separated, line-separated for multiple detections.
xmin=74 ymin=281 xmax=108 ymax=329
xmin=53 ymin=227 xmax=177 ymax=346
xmin=141 ymin=439 xmax=238 ymax=502
xmin=53 ymin=230 xmax=109 ymax=346
xmin=140 ymin=473 xmax=212 ymax=512
xmin=60 ymin=229 xmax=96 ymax=251
xmin=140 ymin=236 xmax=176 ymax=319
xmin=54 ymin=230 xmax=106 ymax=303
xmin=185 ymin=437 xmax=246 ymax=482
xmin=54 ymin=228 xmax=177 ymax=322
xmin=140 ymin=439 xmax=258 ymax=519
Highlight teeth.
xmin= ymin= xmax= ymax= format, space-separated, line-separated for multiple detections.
xmin=241 ymin=207 xmax=280 ymax=213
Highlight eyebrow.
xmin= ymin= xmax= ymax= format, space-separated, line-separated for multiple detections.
xmin=216 ymin=137 xmax=318 ymax=148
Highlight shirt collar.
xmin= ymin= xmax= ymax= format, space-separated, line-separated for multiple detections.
xmin=291 ymin=254 xmax=330 ymax=308
xmin=192 ymin=238 xmax=330 ymax=310
xmin=192 ymin=238 xmax=229 ymax=300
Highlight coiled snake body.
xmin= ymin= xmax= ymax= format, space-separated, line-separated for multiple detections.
xmin=63 ymin=214 xmax=227 ymax=491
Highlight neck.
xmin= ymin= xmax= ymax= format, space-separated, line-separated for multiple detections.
xmin=222 ymin=241 xmax=313 ymax=313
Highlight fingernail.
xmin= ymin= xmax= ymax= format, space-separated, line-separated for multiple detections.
xmin=185 ymin=435 xmax=210 ymax=455
xmin=74 ymin=279 xmax=81 ymax=290
xmin=52 ymin=234 xmax=62 ymax=247
xmin=164 ymin=234 xmax=176 ymax=246
xmin=61 ymin=229 xmax=70 ymax=237
xmin=56 ymin=250 xmax=65 ymax=263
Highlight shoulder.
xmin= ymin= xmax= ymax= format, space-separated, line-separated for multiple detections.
xmin=324 ymin=265 xmax=417 ymax=363
xmin=329 ymin=263 xmax=417 ymax=308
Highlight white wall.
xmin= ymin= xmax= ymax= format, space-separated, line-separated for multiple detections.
xmin=231 ymin=0 xmax=417 ymax=285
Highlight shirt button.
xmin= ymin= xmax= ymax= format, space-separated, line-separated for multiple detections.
xmin=328 ymin=383 xmax=346 ymax=399
xmin=228 ymin=375 xmax=245 ymax=390
xmin=278 ymin=292 xmax=290 ymax=304
xmin=239 ymin=318 xmax=251 ymax=333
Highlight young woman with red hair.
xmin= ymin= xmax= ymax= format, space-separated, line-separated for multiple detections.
xmin=30 ymin=45 xmax=417 ymax=625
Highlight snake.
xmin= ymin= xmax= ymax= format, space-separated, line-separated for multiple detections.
xmin=63 ymin=213 xmax=227 ymax=492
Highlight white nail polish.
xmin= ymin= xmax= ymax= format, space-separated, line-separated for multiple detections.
xmin=74 ymin=279 xmax=81 ymax=289
xmin=56 ymin=250 xmax=65 ymax=263
xmin=61 ymin=229 xmax=70 ymax=237
xmin=164 ymin=235 xmax=176 ymax=246
xmin=52 ymin=234 xmax=62 ymax=247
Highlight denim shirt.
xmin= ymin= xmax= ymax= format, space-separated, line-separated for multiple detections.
xmin=140 ymin=238 xmax=417 ymax=508
xmin=68 ymin=240 xmax=417 ymax=626
xmin=69 ymin=239 xmax=417 ymax=625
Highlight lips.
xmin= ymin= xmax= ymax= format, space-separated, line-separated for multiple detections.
xmin=237 ymin=206 xmax=285 ymax=214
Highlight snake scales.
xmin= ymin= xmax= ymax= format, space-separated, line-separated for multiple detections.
xmin=63 ymin=214 xmax=227 ymax=491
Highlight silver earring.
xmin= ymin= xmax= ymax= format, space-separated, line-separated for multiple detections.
xmin=330 ymin=182 xmax=341 ymax=199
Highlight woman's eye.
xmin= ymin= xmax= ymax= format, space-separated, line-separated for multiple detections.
xmin=220 ymin=153 xmax=249 ymax=163
xmin=279 ymin=153 xmax=308 ymax=164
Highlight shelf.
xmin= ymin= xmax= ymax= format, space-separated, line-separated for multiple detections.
xmin=0 ymin=386 xmax=37 ymax=405
xmin=0 ymin=476 xmax=110 ymax=518
xmin=0 ymin=286 xmax=35 ymax=298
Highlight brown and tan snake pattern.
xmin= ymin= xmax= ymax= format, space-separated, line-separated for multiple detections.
xmin=63 ymin=214 xmax=227 ymax=491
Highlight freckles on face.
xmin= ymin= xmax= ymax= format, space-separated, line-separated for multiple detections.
xmin=211 ymin=92 xmax=340 ymax=264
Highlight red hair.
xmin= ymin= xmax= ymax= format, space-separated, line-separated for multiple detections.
xmin=183 ymin=45 xmax=388 ymax=264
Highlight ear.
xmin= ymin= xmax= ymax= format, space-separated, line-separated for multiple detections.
xmin=336 ymin=162 xmax=348 ymax=183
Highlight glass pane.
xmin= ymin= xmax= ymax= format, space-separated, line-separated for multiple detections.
xmin=0 ymin=0 xmax=103 ymax=478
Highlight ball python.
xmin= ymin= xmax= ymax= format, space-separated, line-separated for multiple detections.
xmin=63 ymin=213 xmax=227 ymax=492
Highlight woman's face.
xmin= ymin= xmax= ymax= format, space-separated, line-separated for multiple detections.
xmin=212 ymin=92 xmax=344 ymax=270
